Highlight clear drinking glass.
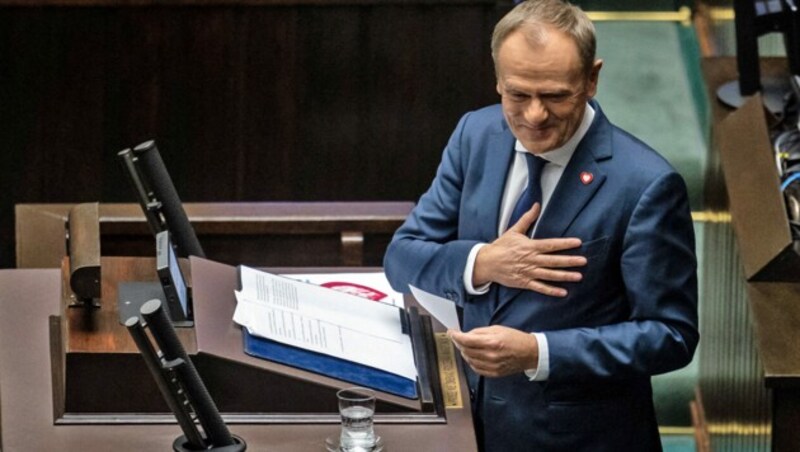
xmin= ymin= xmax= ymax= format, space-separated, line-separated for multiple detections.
xmin=337 ymin=387 xmax=377 ymax=451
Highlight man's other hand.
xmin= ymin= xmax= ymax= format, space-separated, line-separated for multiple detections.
xmin=448 ymin=326 xmax=538 ymax=378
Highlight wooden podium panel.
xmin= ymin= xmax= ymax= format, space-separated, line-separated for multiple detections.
xmin=56 ymin=256 xmax=198 ymax=416
xmin=16 ymin=202 xmax=413 ymax=269
xmin=0 ymin=267 xmax=478 ymax=451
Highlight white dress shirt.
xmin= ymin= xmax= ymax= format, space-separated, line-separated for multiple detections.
xmin=461 ymin=104 xmax=595 ymax=381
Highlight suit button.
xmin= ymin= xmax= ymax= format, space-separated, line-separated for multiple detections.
xmin=469 ymin=388 xmax=475 ymax=401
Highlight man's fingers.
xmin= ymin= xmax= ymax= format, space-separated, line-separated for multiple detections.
xmin=536 ymin=253 xmax=587 ymax=268
xmin=524 ymin=280 xmax=568 ymax=298
xmin=463 ymin=357 xmax=499 ymax=376
xmin=449 ymin=330 xmax=481 ymax=350
xmin=447 ymin=330 xmax=464 ymax=350
xmin=449 ymin=328 xmax=495 ymax=350
xmin=534 ymin=237 xmax=583 ymax=253
xmin=532 ymin=267 xmax=583 ymax=282
xmin=458 ymin=344 xmax=500 ymax=367
xmin=460 ymin=353 xmax=496 ymax=376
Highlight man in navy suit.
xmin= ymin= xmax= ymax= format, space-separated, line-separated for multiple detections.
xmin=383 ymin=1 xmax=699 ymax=450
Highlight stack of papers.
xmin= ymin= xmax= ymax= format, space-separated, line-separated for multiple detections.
xmin=233 ymin=266 xmax=418 ymax=381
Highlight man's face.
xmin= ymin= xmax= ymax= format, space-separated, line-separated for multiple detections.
xmin=496 ymin=26 xmax=602 ymax=154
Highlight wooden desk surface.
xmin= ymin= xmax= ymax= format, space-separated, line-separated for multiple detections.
xmin=0 ymin=267 xmax=477 ymax=451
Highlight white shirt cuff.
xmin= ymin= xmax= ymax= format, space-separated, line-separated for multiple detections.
xmin=463 ymin=243 xmax=491 ymax=295
xmin=524 ymin=332 xmax=550 ymax=381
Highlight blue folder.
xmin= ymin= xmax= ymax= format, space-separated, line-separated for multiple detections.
xmin=242 ymin=329 xmax=419 ymax=399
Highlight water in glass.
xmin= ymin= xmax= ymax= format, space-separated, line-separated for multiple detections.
xmin=339 ymin=404 xmax=375 ymax=450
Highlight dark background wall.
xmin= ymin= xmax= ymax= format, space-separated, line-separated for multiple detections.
xmin=0 ymin=1 xmax=693 ymax=268
xmin=0 ymin=1 xmax=506 ymax=268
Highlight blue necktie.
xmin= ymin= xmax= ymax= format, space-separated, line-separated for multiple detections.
xmin=493 ymin=153 xmax=547 ymax=311
xmin=507 ymin=153 xmax=547 ymax=232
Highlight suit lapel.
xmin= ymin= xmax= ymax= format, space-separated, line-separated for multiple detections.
xmin=534 ymin=145 xmax=606 ymax=239
xmin=480 ymin=129 xmax=517 ymax=242
xmin=535 ymin=106 xmax=612 ymax=238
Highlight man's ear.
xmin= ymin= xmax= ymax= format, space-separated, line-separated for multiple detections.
xmin=586 ymin=59 xmax=603 ymax=97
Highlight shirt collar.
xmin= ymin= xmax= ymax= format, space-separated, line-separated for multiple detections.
xmin=514 ymin=103 xmax=596 ymax=167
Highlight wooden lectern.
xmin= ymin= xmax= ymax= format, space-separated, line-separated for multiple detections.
xmin=5 ymin=201 xmax=478 ymax=451
xmin=54 ymin=256 xmax=465 ymax=420
xmin=0 ymin=266 xmax=479 ymax=451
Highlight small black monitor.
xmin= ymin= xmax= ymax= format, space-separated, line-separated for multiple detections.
xmin=117 ymin=231 xmax=194 ymax=327
xmin=156 ymin=230 xmax=191 ymax=324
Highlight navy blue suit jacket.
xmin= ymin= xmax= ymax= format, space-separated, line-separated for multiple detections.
xmin=384 ymin=101 xmax=699 ymax=451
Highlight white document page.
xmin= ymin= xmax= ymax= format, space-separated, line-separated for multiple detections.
xmin=233 ymin=266 xmax=418 ymax=380
xmin=409 ymin=285 xmax=461 ymax=332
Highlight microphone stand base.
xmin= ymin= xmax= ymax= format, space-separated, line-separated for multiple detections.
xmin=172 ymin=434 xmax=247 ymax=452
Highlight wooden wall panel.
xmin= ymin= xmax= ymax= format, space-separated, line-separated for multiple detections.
xmin=1 ymin=3 xmax=502 ymax=268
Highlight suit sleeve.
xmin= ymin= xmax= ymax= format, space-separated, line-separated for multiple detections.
xmin=383 ymin=113 xmax=482 ymax=306
xmin=545 ymin=171 xmax=699 ymax=380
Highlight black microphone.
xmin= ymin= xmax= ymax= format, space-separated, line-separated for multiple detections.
xmin=133 ymin=140 xmax=205 ymax=258
xmin=130 ymin=299 xmax=246 ymax=451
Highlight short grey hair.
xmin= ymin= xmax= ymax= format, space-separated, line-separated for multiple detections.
xmin=491 ymin=0 xmax=596 ymax=75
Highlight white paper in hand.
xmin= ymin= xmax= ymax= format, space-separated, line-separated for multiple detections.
xmin=409 ymin=285 xmax=461 ymax=331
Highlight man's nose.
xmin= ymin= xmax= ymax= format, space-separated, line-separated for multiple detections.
xmin=523 ymin=98 xmax=548 ymax=125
